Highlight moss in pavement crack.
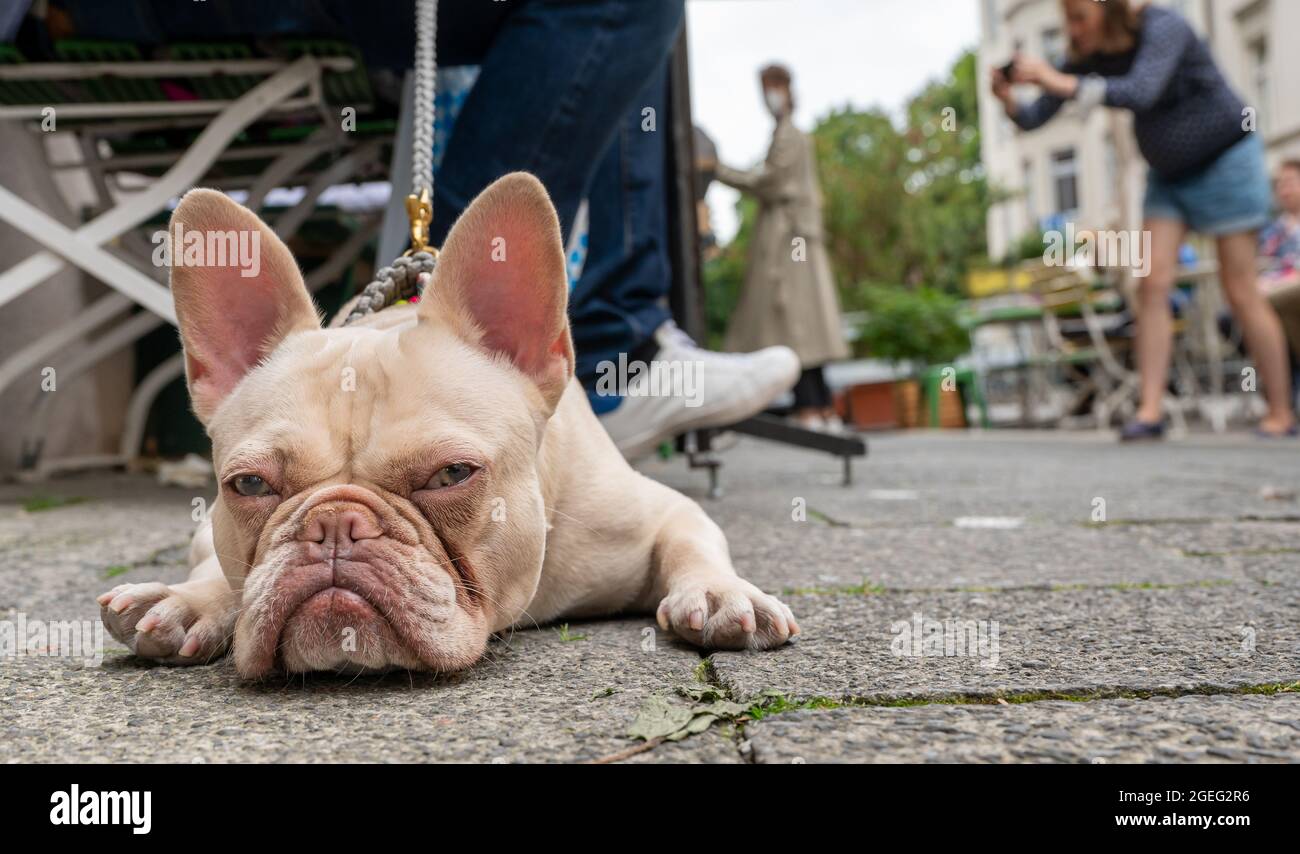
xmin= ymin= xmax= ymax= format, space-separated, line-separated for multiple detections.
xmin=618 ymin=664 xmax=1300 ymax=759
xmin=21 ymin=494 xmax=89 ymax=513
xmin=740 ymin=681 xmax=1300 ymax=720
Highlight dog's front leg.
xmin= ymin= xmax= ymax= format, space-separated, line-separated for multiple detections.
xmin=96 ymin=518 xmax=238 ymax=665
xmin=640 ymin=491 xmax=799 ymax=650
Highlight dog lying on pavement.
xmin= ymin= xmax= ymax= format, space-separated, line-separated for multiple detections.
xmin=97 ymin=173 xmax=799 ymax=678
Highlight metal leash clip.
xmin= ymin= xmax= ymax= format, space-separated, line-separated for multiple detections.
xmin=404 ymin=188 xmax=435 ymax=257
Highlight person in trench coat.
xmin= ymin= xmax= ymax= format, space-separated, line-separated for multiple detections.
xmin=713 ymin=63 xmax=850 ymax=431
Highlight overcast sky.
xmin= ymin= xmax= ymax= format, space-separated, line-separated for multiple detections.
xmin=687 ymin=0 xmax=979 ymax=243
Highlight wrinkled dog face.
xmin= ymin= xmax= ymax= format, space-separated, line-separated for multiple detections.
xmin=210 ymin=327 xmax=540 ymax=677
xmin=170 ymin=174 xmax=574 ymax=678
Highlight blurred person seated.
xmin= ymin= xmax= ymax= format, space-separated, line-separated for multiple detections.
xmin=1217 ymin=161 xmax=1300 ymax=399
xmin=1258 ymin=160 xmax=1300 ymax=373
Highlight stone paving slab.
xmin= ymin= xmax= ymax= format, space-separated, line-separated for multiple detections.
xmin=0 ymin=476 xmax=732 ymax=763
xmin=742 ymin=693 xmax=1300 ymax=763
xmin=0 ymin=478 xmax=198 ymax=618
xmin=3 ymin=432 xmax=1299 ymax=763
xmin=1126 ymin=521 xmax=1300 ymax=555
xmin=726 ymin=521 xmax=1252 ymax=593
xmin=0 ymin=619 xmax=715 ymax=764
xmin=1222 ymin=553 xmax=1300 ymax=587
xmin=641 ymin=433 xmax=1300 ymax=525
xmin=1122 ymin=521 xmax=1300 ymax=590
xmin=712 ymin=586 xmax=1300 ymax=703
xmin=5 ymin=482 xmax=1289 ymax=624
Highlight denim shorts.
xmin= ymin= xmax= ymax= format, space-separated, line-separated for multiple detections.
xmin=1143 ymin=132 xmax=1273 ymax=235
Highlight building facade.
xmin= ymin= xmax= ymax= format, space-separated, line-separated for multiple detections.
xmin=978 ymin=0 xmax=1300 ymax=262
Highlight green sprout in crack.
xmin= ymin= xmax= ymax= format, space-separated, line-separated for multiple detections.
xmin=745 ymin=693 xmax=844 ymax=721
xmin=806 ymin=507 xmax=851 ymax=527
xmin=555 ymin=624 xmax=586 ymax=642
xmin=1237 ymin=681 xmax=1300 ymax=696
xmin=103 ymin=565 xmax=131 ymax=580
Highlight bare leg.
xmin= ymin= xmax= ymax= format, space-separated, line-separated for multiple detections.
xmin=1217 ymin=232 xmax=1297 ymax=434
xmin=1133 ymin=219 xmax=1186 ymax=423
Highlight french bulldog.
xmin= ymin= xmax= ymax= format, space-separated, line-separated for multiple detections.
xmin=97 ymin=173 xmax=799 ymax=678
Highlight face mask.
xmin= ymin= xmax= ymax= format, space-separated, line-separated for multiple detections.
xmin=765 ymin=90 xmax=787 ymax=116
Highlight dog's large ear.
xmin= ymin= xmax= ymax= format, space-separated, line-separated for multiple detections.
xmin=169 ymin=189 xmax=320 ymax=424
xmin=421 ymin=172 xmax=573 ymax=411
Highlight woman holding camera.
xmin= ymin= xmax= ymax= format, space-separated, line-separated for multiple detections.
xmin=991 ymin=0 xmax=1295 ymax=439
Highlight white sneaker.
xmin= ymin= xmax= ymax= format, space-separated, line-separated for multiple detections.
xmin=598 ymin=322 xmax=801 ymax=460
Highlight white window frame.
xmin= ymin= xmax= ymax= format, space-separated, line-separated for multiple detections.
xmin=1050 ymin=148 xmax=1080 ymax=220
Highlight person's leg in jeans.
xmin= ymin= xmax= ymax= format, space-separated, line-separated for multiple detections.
xmin=569 ymin=64 xmax=673 ymax=412
xmin=428 ymin=0 xmax=685 ymax=247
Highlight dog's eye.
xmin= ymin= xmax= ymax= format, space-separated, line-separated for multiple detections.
xmin=231 ymin=474 xmax=273 ymax=497
xmin=427 ymin=463 xmax=475 ymax=489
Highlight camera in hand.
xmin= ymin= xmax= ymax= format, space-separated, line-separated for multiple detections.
xmin=1000 ymin=41 xmax=1023 ymax=81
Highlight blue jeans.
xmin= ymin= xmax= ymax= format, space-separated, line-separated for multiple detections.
xmin=59 ymin=0 xmax=683 ymax=403
xmin=568 ymin=64 xmax=674 ymax=411
xmin=421 ymin=1 xmax=680 ymax=411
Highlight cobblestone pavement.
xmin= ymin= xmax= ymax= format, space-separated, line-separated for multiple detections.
xmin=2 ymin=431 xmax=1297 ymax=762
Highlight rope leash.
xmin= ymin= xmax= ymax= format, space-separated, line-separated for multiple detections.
xmin=344 ymin=0 xmax=439 ymax=326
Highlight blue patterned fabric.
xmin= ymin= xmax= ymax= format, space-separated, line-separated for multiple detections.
xmin=1259 ymin=216 xmax=1300 ymax=284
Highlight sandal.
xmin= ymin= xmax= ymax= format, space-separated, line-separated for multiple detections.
xmin=1119 ymin=419 xmax=1167 ymax=442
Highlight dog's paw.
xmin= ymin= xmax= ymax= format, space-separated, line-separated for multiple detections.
xmin=97 ymin=581 xmax=231 ymax=665
xmin=656 ymin=577 xmax=799 ymax=650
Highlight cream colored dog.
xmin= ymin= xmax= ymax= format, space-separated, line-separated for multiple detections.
xmin=97 ymin=173 xmax=798 ymax=678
